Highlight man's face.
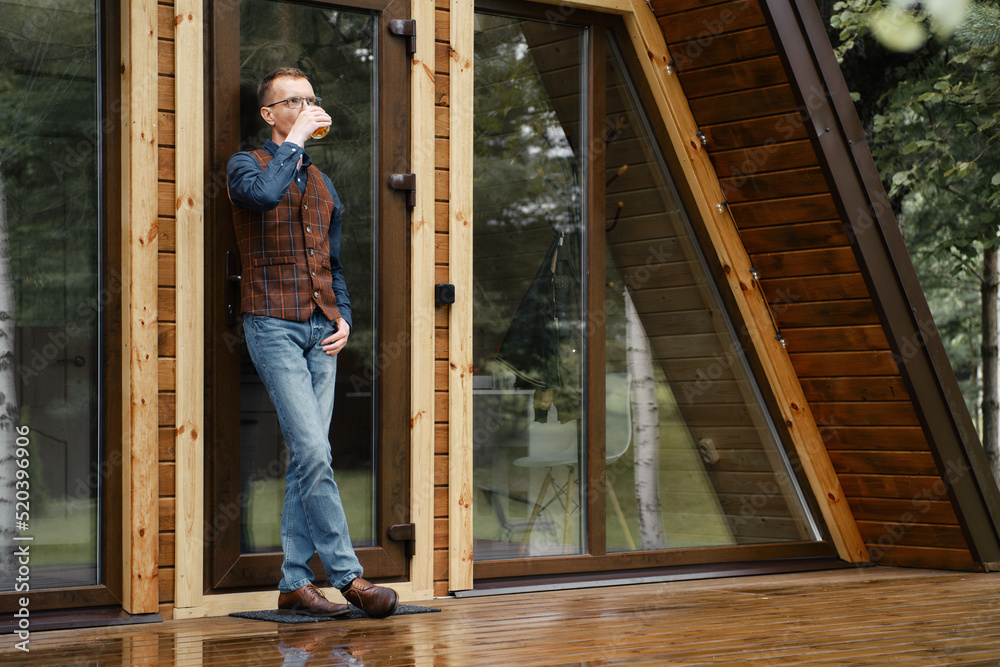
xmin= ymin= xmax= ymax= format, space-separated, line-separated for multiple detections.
xmin=260 ymin=75 xmax=317 ymax=138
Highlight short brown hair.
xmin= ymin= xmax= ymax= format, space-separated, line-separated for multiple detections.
xmin=258 ymin=67 xmax=308 ymax=108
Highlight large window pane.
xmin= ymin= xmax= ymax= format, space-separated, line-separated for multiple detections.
xmin=237 ymin=0 xmax=376 ymax=552
xmin=472 ymin=14 xmax=587 ymax=561
xmin=0 ymin=0 xmax=102 ymax=589
xmin=602 ymin=37 xmax=820 ymax=551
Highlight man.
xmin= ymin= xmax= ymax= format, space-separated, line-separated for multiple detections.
xmin=227 ymin=67 xmax=398 ymax=619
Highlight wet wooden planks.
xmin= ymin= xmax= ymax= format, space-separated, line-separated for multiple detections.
xmin=5 ymin=567 xmax=1000 ymax=665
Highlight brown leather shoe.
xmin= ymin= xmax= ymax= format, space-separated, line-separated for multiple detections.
xmin=277 ymin=584 xmax=351 ymax=617
xmin=342 ymin=577 xmax=398 ymax=618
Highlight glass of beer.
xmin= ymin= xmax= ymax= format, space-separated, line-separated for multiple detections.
xmin=305 ymin=97 xmax=328 ymax=139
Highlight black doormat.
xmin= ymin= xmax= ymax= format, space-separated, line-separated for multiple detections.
xmin=231 ymin=604 xmax=440 ymax=623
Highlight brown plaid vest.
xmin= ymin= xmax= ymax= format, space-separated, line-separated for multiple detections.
xmin=231 ymin=150 xmax=341 ymax=323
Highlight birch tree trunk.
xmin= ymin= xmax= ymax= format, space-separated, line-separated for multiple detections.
xmin=981 ymin=245 xmax=999 ymax=482
xmin=625 ymin=290 xmax=664 ymax=549
xmin=0 ymin=169 xmax=18 ymax=577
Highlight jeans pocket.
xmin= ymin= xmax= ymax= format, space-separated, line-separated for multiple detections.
xmin=243 ymin=313 xmax=263 ymax=334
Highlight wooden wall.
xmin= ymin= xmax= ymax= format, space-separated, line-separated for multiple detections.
xmin=157 ymin=0 xmax=178 ymax=618
xmin=650 ymin=0 xmax=977 ymax=569
xmin=434 ymin=0 xmax=453 ymax=597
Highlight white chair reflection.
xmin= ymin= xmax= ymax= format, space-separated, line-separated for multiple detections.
xmin=513 ymin=372 xmax=636 ymax=554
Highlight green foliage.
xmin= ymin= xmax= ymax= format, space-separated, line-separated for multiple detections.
xmin=472 ymin=17 xmax=583 ymax=235
xmin=826 ymin=0 xmax=1000 ymax=422
xmin=470 ymin=15 xmax=586 ymax=362
xmin=957 ymin=2 xmax=1000 ymax=46
xmin=0 ymin=0 xmax=101 ymax=327
xmin=832 ymin=0 xmax=973 ymax=56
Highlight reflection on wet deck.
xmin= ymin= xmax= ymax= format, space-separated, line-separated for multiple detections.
xmin=5 ymin=567 xmax=1000 ymax=665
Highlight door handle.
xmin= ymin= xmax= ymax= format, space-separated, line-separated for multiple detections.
xmin=226 ymin=250 xmax=242 ymax=328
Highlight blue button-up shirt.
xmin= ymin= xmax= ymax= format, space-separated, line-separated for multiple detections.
xmin=227 ymin=140 xmax=352 ymax=330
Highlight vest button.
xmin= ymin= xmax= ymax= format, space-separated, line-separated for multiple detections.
xmin=305 ymin=226 xmax=312 ymax=233
xmin=309 ymin=249 xmax=314 ymax=256
xmin=303 ymin=204 xmax=309 ymax=210
xmin=311 ymin=270 xmax=316 ymax=276
xmin=313 ymin=291 xmax=320 ymax=299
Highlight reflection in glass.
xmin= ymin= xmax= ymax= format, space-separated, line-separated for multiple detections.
xmin=602 ymin=37 xmax=819 ymax=552
xmin=0 ymin=0 xmax=102 ymax=590
xmin=472 ymin=14 xmax=587 ymax=560
xmin=238 ymin=0 xmax=376 ymax=552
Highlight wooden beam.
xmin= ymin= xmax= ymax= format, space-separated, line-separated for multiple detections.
xmin=121 ymin=0 xmax=161 ymax=613
xmin=620 ymin=0 xmax=867 ymax=562
xmin=448 ymin=0 xmax=474 ymax=591
xmin=173 ymin=0 xmax=205 ymax=609
xmin=410 ymin=0 xmax=438 ymax=596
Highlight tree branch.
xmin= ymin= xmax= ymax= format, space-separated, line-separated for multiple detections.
xmin=946 ymin=184 xmax=992 ymax=214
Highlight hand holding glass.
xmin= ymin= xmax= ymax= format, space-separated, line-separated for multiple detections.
xmin=265 ymin=95 xmax=330 ymax=139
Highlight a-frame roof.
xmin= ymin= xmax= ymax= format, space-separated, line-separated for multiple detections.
xmin=651 ymin=0 xmax=1000 ymax=570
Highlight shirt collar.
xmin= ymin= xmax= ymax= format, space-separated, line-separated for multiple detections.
xmin=264 ymin=139 xmax=313 ymax=169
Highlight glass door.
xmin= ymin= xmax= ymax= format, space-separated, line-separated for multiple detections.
xmin=207 ymin=0 xmax=411 ymax=590
xmin=235 ymin=0 xmax=378 ymax=557
xmin=0 ymin=0 xmax=120 ymax=611
xmin=472 ymin=14 xmax=587 ymax=559
xmin=471 ymin=7 xmax=829 ymax=575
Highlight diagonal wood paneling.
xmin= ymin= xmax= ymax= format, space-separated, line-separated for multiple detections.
xmin=650 ymin=0 xmax=978 ymax=569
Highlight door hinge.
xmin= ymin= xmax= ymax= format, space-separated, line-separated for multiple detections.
xmin=388 ymin=523 xmax=416 ymax=558
xmin=388 ymin=19 xmax=416 ymax=57
xmin=388 ymin=172 xmax=417 ymax=208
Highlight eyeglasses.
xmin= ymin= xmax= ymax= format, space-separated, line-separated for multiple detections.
xmin=264 ymin=96 xmax=322 ymax=109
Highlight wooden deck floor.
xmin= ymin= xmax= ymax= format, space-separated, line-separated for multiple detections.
xmin=5 ymin=567 xmax=1000 ymax=665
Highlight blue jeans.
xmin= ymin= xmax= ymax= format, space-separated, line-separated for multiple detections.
xmin=243 ymin=311 xmax=363 ymax=593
